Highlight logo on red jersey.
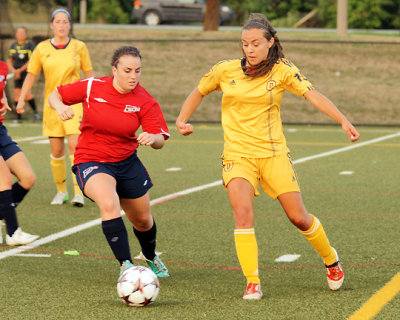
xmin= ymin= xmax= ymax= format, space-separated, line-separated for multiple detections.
xmin=124 ymin=105 xmax=141 ymax=113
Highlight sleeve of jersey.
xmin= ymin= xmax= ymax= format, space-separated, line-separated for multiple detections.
xmin=281 ymin=62 xmax=314 ymax=97
xmin=197 ymin=62 xmax=223 ymax=96
xmin=56 ymin=80 xmax=87 ymax=106
xmin=140 ymin=102 xmax=170 ymax=140
xmin=27 ymin=44 xmax=42 ymax=75
xmin=79 ymin=42 xmax=93 ymax=73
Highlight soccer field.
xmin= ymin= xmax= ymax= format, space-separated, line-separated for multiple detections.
xmin=1 ymin=122 xmax=399 ymax=319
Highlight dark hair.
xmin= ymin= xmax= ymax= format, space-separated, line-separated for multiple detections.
xmin=16 ymin=26 xmax=27 ymax=33
xmin=50 ymin=8 xmax=72 ymax=22
xmin=241 ymin=13 xmax=284 ymax=78
xmin=111 ymin=46 xmax=142 ymax=68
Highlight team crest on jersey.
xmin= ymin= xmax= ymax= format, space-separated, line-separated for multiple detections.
xmin=83 ymin=165 xmax=99 ymax=178
xmin=124 ymin=105 xmax=141 ymax=113
xmin=223 ymin=161 xmax=234 ymax=172
xmin=266 ymin=80 xmax=276 ymax=91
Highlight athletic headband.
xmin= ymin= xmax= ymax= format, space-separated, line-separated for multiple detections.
xmin=113 ymin=51 xmax=140 ymax=67
xmin=51 ymin=8 xmax=72 ymax=22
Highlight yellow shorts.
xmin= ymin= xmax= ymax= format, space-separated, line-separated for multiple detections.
xmin=221 ymin=153 xmax=300 ymax=199
xmin=42 ymin=102 xmax=82 ymax=137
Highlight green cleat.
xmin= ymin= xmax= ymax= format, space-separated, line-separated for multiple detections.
xmin=119 ymin=260 xmax=134 ymax=280
xmin=140 ymin=252 xmax=170 ymax=278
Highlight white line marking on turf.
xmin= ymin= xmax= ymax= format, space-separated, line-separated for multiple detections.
xmin=275 ymin=254 xmax=301 ymax=262
xmin=14 ymin=136 xmax=46 ymax=142
xmin=165 ymin=167 xmax=182 ymax=172
xmin=1 ymin=132 xmax=399 ymax=260
xmin=339 ymin=171 xmax=354 ymax=175
xmin=12 ymin=253 xmax=51 ymax=258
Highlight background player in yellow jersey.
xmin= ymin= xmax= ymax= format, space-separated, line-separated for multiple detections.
xmin=17 ymin=8 xmax=94 ymax=207
xmin=176 ymin=13 xmax=360 ymax=300
xmin=7 ymin=27 xmax=39 ymax=122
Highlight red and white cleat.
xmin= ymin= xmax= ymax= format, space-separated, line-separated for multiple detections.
xmin=243 ymin=282 xmax=263 ymax=300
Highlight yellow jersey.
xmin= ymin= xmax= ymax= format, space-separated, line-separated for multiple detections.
xmin=27 ymin=38 xmax=92 ymax=110
xmin=198 ymin=58 xmax=313 ymax=158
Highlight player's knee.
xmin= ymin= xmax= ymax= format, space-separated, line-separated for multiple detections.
xmin=20 ymin=172 xmax=36 ymax=190
xmin=233 ymin=206 xmax=253 ymax=228
xmin=0 ymin=171 xmax=13 ymax=190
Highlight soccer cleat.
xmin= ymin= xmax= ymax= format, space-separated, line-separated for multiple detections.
xmin=326 ymin=248 xmax=344 ymax=291
xmin=71 ymin=194 xmax=85 ymax=207
xmin=33 ymin=113 xmax=41 ymax=121
xmin=6 ymin=228 xmax=39 ymax=246
xmin=0 ymin=220 xmax=3 ymax=244
xmin=119 ymin=260 xmax=134 ymax=280
xmin=243 ymin=282 xmax=263 ymax=300
xmin=140 ymin=252 xmax=170 ymax=277
xmin=50 ymin=192 xmax=68 ymax=205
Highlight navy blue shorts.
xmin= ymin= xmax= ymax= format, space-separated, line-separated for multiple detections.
xmin=0 ymin=123 xmax=22 ymax=160
xmin=72 ymin=151 xmax=153 ymax=200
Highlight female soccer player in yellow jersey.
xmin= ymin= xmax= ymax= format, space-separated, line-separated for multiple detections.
xmin=176 ymin=13 xmax=360 ymax=300
xmin=17 ymin=8 xmax=94 ymax=207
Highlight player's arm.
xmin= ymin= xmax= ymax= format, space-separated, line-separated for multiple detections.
xmin=176 ymin=88 xmax=204 ymax=136
xmin=304 ymin=89 xmax=360 ymax=142
xmin=6 ymin=58 xmax=16 ymax=75
xmin=16 ymin=72 xmax=36 ymax=114
xmin=48 ymin=90 xmax=75 ymax=121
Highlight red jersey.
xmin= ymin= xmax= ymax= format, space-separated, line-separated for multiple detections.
xmin=0 ymin=61 xmax=8 ymax=122
xmin=57 ymin=76 xmax=170 ymax=164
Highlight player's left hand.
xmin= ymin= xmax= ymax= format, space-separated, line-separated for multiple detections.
xmin=342 ymin=121 xmax=360 ymax=142
xmin=137 ymin=132 xmax=155 ymax=146
xmin=0 ymin=97 xmax=12 ymax=116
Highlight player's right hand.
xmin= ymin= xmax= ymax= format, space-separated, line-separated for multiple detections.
xmin=0 ymin=98 xmax=12 ymax=116
xmin=56 ymin=105 xmax=75 ymax=121
xmin=16 ymin=100 xmax=25 ymax=114
xmin=176 ymin=121 xmax=194 ymax=136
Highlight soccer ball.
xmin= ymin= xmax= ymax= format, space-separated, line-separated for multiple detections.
xmin=117 ymin=266 xmax=160 ymax=307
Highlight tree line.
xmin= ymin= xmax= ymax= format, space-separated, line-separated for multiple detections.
xmin=13 ymin=0 xmax=400 ymax=29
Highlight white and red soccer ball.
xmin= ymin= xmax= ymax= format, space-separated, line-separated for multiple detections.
xmin=117 ymin=266 xmax=160 ymax=307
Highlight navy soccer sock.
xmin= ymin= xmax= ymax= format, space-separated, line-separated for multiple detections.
xmin=133 ymin=220 xmax=157 ymax=261
xmin=102 ymin=217 xmax=132 ymax=265
xmin=12 ymin=182 xmax=30 ymax=207
xmin=27 ymin=98 xmax=37 ymax=112
xmin=0 ymin=190 xmax=19 ymax=236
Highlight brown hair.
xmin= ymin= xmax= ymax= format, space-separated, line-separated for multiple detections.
xmin=111 ymin=46 xmax=142 ymax=68
xmin=242 ymin=13 xmax=284 ymax=78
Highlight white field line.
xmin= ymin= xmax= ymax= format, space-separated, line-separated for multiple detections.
xmin=1 ymin=131 xmax=399 ymax=260
xmin=14 ymin=136 xmax=46 ymax=143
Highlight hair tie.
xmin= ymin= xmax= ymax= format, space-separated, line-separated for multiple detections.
xmin=51 ymin=8 xmax=72 ymax=22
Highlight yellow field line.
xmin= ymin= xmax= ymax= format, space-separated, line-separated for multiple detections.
xmin=348 ymin=271 xmax=400 ymax=320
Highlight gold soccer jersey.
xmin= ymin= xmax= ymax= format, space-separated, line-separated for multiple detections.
xmin=27 ymin=38 xmax=92 ymax=110
xmin=198 ymin=58 xmax=313 ymax=158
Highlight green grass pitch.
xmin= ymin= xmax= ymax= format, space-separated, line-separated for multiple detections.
xmin=1 ymin=122 xmax=399 ymax=319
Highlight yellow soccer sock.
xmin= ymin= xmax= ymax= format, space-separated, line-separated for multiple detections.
xmin=69 ymin=154 xmax=82 ymax=196
xmin=234 ymin=228 xmax=260 ymax=284
xmin=300 ymin=214 xmax=337 ymax=266
xmin=50 ymin=154 xmax=67 ymax=193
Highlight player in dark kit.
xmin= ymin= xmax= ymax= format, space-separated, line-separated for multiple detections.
xmin=7 ymin=27 xmax=39 ymax=121
xmin=48 ymin=46 xmax=170 ymax=278
xmin=0 ymin=60 xmax=39 ymax=245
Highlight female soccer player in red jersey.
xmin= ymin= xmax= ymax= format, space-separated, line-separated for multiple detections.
xmin=48 ymin=46 xmax=170 ymax=278
xmin=17 ymin=8 xmax=93 ymax=207
xmin=176 ymin=13 xmax=360 ymax=299
xmin=0 ymin=60 xmax=39 ymax=245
